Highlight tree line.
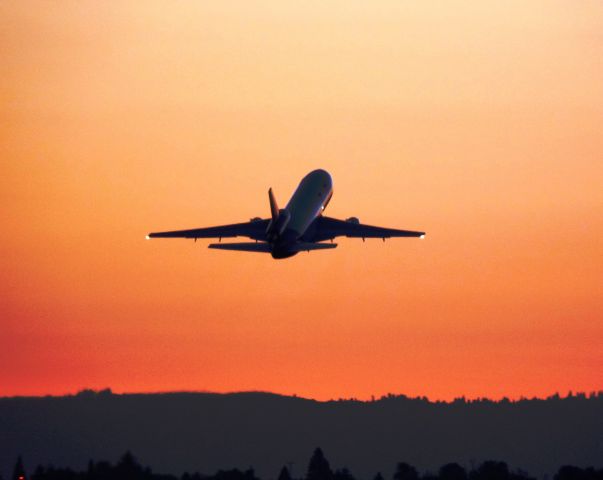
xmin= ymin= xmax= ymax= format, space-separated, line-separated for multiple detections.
xmin=7 ymin=448 xmax=603 ymax=480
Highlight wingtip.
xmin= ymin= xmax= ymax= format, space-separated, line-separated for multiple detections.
xmin=145 ymin=234 xmax=151 ymax=240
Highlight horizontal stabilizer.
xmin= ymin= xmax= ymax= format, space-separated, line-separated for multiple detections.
xmin=292 ymin=242 xmax=337 ymax=252
xmin=207 ymin=242 xmax=337 ymax=254
xmin=208 ymin=242 xmax=271 ymax=253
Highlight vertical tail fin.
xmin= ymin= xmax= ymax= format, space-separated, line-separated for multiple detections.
xmin=268 ymin=188 xmax=279 ymax=220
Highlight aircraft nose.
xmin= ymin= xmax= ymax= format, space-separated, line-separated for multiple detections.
xmin=308 ymin=169 xmax=332 ymax=189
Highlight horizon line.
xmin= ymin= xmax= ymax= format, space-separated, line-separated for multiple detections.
xmin=2 ymin=388 xmax=602 ymax=404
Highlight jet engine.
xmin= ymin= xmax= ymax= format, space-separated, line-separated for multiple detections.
xmin=346 ymin=217 xmax=360 ymax=224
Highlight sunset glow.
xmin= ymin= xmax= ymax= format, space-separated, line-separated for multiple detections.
xmin=1 ymin=1 xmax=602 ymax=401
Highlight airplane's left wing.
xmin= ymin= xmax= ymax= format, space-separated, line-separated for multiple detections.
xmin=147 ymin=219 xmax=270 ymax=241
xmin=308 ymin=215 xmax=424 ymax=242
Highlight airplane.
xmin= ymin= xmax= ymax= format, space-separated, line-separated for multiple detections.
xmin=147 ymin=169 xmax=425 ymax=259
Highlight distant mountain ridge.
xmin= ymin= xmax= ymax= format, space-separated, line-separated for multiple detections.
xmin=1 ymin=391 xmax=601 ymax=480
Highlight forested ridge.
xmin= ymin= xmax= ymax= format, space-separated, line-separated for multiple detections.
xmin=2 ymin=391 xmax=601 ymax=480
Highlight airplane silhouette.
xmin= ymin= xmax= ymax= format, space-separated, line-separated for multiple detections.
xmin=147 ymin=169 xmax=425 ymax=259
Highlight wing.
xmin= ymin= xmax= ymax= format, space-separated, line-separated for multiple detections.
xmin=147 ymin=219 xmax=270 ymax=241
xmin=307 ymin=215 xmax=425 ymax=242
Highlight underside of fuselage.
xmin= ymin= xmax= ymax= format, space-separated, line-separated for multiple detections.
xmin=270 ymin=237 xmax=338 ymax=258
xmin=271 ymin=247 xmax=299 ymax=259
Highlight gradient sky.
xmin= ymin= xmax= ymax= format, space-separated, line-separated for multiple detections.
xmin=1 ymin=1 xmax=602 ymax=401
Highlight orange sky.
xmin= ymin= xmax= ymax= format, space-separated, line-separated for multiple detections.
xmin=1 ymin=1 xmax=602 ymax=401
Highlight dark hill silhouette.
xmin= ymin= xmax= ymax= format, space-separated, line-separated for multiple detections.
xmin=10 ymin=448 xmax=603 ymax=480
xmin=7 ymin=448 xmax=603 ymax=480
xmin=1 ymin=391 xmax=601 ymax=480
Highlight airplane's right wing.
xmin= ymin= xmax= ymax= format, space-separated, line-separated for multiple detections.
xmin=309 ymin=216 xmax=425 ymax=242
xmin=147 ymin=219 xmax=270 ymax=241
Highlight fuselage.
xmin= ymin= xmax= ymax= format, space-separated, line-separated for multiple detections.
xmin=271 ymin=169 xmax=333 ymax=258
